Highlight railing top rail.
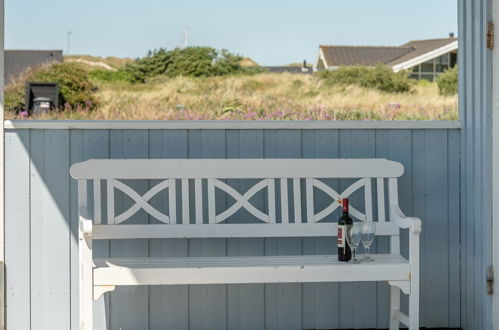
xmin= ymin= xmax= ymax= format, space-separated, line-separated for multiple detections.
xmin=4 ymin=120 xmax=461 ymax=130
xmin=70 ymin=158 xmax=404 ymax=180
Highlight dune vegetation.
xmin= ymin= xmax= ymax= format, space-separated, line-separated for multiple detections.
xmin=4 ymin=50 xmax=458 ymax=121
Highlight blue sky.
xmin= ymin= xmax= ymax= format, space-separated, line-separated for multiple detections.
xmin=6 ymin=0 xmax=457 ymax=65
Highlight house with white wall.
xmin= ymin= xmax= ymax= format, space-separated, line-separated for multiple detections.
xmin=315 ymin=35 xmax=458 ymax=81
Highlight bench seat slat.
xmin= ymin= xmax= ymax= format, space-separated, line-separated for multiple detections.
xmin=93 ymin=254 xmax=410 ymax=286
xmin=92 ymin=223 xmax=399 ymax=239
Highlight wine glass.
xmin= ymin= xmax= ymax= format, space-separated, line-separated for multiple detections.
xmin=346 ymin=223 xmax=362 ymax=263
xmin=361 ymin=222 xmax=376 ymax=262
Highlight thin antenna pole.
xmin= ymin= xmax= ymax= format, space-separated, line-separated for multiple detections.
xmin=67 ymin=31 xmax=73 ymax=55
xmin=183 ymin=26 xmax=189 ymax=49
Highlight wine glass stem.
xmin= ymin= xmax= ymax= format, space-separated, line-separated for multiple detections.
xmin=353 ymin=247 xmax=357 ymax=261
xmin=366 ymin=247 xmax=370 ymax=259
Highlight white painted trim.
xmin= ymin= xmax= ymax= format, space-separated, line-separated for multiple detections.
xmin=392 ymin=41 xmax=458 ymax=72
xmin=492 ymin=0 xmax=499 ymax=326
xmin=0 ymin=0 xmax=5 ymax=327
xmin=4 ymin=120 xmax=461 ymax=130
xmin=314 ymin=47 xmax=329 ymax=72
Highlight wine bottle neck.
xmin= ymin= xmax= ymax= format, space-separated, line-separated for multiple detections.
xmin=342 ymin=198 xmax=349 ymax=213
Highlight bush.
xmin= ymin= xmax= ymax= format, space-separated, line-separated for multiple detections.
xmin=436 ymin=66 xmax=458 ymax=96
xmin=88 ymin=69 xmax=134 ymax=83
xmin=316 ymin=65 xmax=413 ymax=93
xmin=123 ymin=47 xmax=262 ymax=83
xmin=5 ymin=62 xmax=97 ymax=112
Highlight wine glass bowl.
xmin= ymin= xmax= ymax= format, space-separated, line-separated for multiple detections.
xmin=346 ymin=223 xmax=362 ymax=263
xmin=361 ymin=222 xmax=376 ymax=262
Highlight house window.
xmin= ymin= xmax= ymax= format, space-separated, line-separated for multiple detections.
xmin=410 ymin=52 xmax=456 ymax=81
xmin=421 ymin=60 xmax=435 ymax=73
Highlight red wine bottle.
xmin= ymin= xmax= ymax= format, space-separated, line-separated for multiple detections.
xmin=338 ymin=198 xmax=352 ymax=262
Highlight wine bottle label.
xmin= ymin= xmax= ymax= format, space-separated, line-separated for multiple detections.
xmin=338 ymin=225 xmax=346 ymax=248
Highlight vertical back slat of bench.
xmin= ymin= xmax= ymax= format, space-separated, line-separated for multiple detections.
xmin=377 ymin=178 xmax=386 ymax=222
xmin=78 ymin=179 xmax=88 ymax=219
xmin=182 ymin=179 xmax=190 ymax=224
xmin=195 ymin=179 xmax=203 ymax=224
xmin=107 ymin=179 xmax=115 ymax=224
xmin=306 ymin=178 xmax=314 ymax=223
xmin=280 ymin=179 xmax=289 ymax=223
xmin=293 ymin=178 xmax=302 ymax=223
xmin=364 ymin=178 xmax=373 ymax=222
xmin=267 ymin=179 xmax=276 ymax=223
xmin=208 ymin=179 xmax=216 ymax=224
xmin=93 ymin=179 xmax=101 ymax=224
xmin=388 ymin=177 xmax=400 ymax=254
xmin=168 ymin=179 xmax=176 ymax=224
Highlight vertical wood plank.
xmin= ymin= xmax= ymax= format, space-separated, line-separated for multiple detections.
xmin=348 ymin=129 xmax=377 ymax=329
xmin=267 ymin=179 xmax=276 ymax=223
xmin=69 ymin=130 xmax=110 ymax=330
xmin=208 ymin=178 xmax=216 ymax=224
xmin=364 ymin=178 xmax=373 ymax=221
xmin=148 ymin=130 xmax=189 ymax=329
xmin=263 ymin=130 xmax=302 ymax=330
xmin=93 ymin=180 xmax=101 ymax=224
xmin=195 ymin=178 xmax=203 ymax=225
xmin=301 ymin=129 xmax=340 ymax=330
xmin=410 ymin=129 xmax=426 ymax=324
xmin=377 ymin=177 xmax=386 ymax=222
xmin=5 ymin=130 xmax=31 ymax=330
xmin=226 ymin=130 xmax=265 ymax=330
xmin=182 ymin=179 xmax=190 ymax=225
xmin=293 ymin=178 xmax=302 ymax=223
xmin=306 ymin=179 xmax=314 ymax=223
xmin=168 ymin=178 xmax=177 ymax=224
xmin=280 ymin=179 xmax=289 ymax=223
xmin=447 ymin=130 xmax=461 ymax=327
xmin=108 ymin=130 xmax=149 ymax=330
xmin=106 ymin=180 xmax=115 ymax=225
xmin=188 ymin=129 xmax=227 ymax=330
xmin=30 ymin=130 xmax=71 ymax=329
xmin=424 ymin=130 xmax=450 ymax=327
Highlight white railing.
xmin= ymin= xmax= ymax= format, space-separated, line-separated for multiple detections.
xmin=4 ymin=120 xmax=461 ymax=130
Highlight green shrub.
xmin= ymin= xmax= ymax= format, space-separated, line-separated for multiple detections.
xmin=316 ymin=64 xmax=413 ymax=93
xmin=436 ymin=66 xmax=458 ymax=96
xmin=5 ymin=62 xmax=97 ymax=112
xmin=123 ymin=47 xmax=262 ymax=83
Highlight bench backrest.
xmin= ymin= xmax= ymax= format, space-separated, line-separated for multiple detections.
xmin=71 ymin=159 xmax=404 ymax=242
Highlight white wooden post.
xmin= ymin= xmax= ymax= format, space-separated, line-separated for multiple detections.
xmin=408 ymin=229 xmax=420 ymax=330
xmin=78 ymin=180 xmax=93 ymax=329
xmin=0 ymin=0 xmax=5 ymax=326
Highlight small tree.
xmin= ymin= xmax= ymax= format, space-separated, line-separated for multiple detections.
xmin=436 ymin=66 xmax=458 ymax=96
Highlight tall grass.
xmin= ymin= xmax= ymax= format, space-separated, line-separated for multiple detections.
xmin=7 ymin=73 xmax=458 ymax=121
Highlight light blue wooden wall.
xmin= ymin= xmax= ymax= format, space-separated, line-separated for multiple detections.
xmin=5 ymin=127 xmax=460 ymax=330
xmin=459 ymin=0 xmax=494 ymax=329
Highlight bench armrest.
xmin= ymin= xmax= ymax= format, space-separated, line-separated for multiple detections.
xmin=79 ymin=218 xmax=93 ymax=236
xmin=390 ymin=204 xmax=422 ymax=234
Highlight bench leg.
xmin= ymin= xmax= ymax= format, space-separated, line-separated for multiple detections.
xmin=389 ymin=285 xmax=400 ymax=330
xmin=80 ymin=234 xmax=93 ymax=330
xmin=408 ymin=277 xmax=419 ymax=330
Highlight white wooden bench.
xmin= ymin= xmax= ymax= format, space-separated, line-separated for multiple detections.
xmin=70 ymin=158 xmax=422 ymax=330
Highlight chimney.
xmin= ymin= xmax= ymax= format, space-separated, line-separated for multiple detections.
xmin=449 ymin=32 xmax=455 ymax=38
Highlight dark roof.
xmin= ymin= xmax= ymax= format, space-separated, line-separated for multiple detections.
xmin=264 ymin=66 xmax=313 ymax=74
xmin=320 ymin=46 xmax=414 ymax=67
xmin=387 ymin=38 xmax=457 ymax=66
xmin=320 ymin=38 xmax=457 ymax=68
